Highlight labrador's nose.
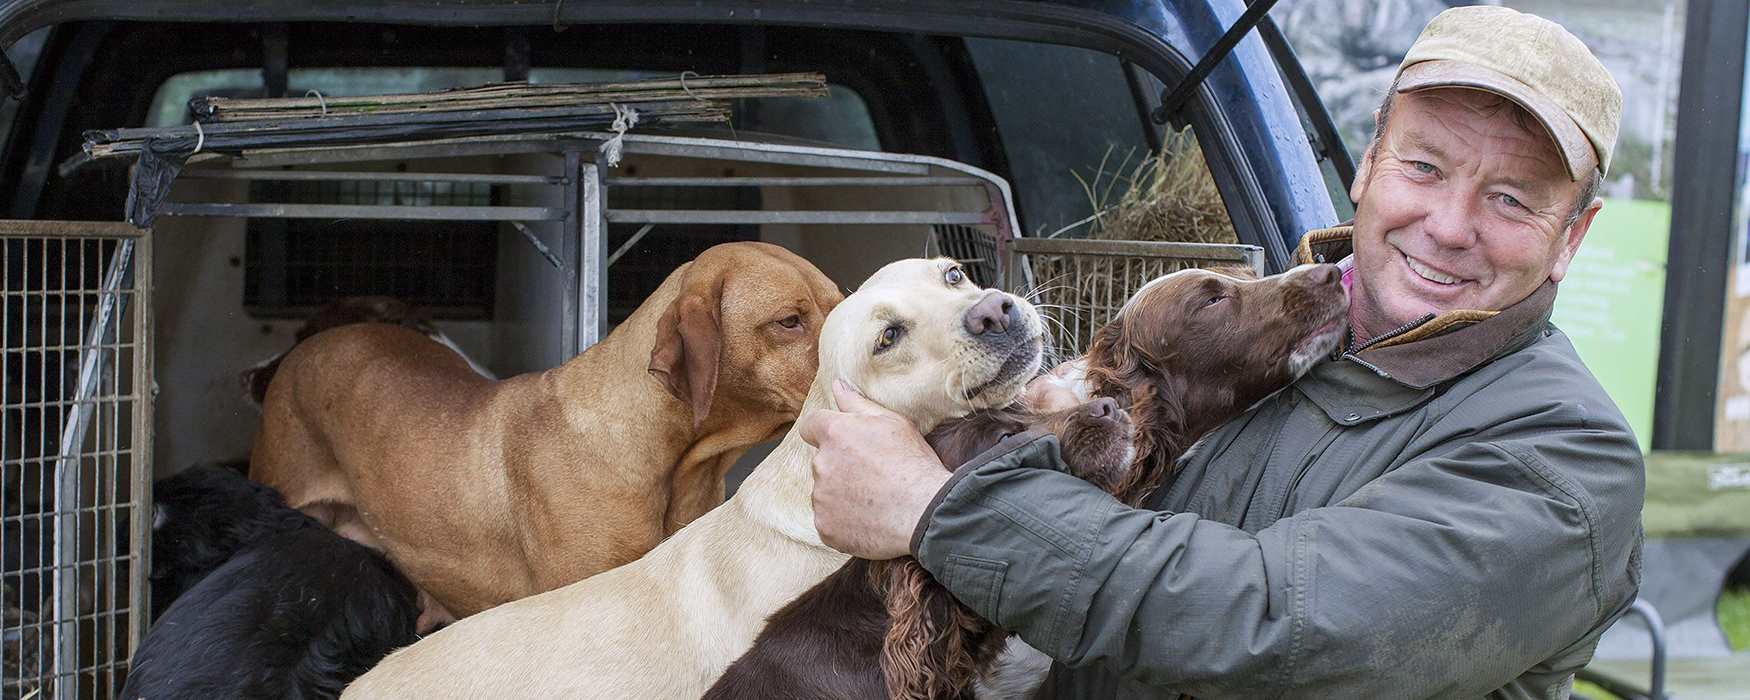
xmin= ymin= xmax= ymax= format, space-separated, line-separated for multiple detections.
xmin=1088 ymin=397 xmax=1119 ymax=420
xmin=963 ymin=291 xmax=1017 ymax=336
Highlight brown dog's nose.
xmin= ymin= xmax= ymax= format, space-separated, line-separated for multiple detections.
xmin=963 ymin=291 xmax=1017 ymax=336
xmin=1088 ymin=397 xmax=1119 ymax=420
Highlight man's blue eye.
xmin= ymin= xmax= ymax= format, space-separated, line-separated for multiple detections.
xmin=1412 ymin=161 xmax=1436 ymax=174
xmin=1501 ymin=194 xmax=1524 ymax=210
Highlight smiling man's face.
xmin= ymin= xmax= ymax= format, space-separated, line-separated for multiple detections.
xmin=1346 ymin=87 xmax=1601 ymax=343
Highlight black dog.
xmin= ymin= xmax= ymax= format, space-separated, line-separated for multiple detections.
xmin=146 ymin=460 xmax=297 ymax=618
xmin=121 ymin=465 xmax=419 ymax=699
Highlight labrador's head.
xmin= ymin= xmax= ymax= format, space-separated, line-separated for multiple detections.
xmin=648 ymin=242 xmax=843 ymax=434
xmin=819 ymin=258 xmax=1044 ymax=432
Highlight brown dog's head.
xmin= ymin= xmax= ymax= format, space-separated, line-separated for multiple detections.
xmin=647 ymin=242 xmax=843 ymax=434
xmin=924 ymin=397 xmax=1134 ymax=492
xmin=1085 ymin=263 xmax=1348 ymax=501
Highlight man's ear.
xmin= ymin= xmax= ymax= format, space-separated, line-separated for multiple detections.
xmin=1550 ymin=198 xmax=1603 ymax=284
xmin=1349 ymin=108 xmax=1384 ymax=205
xmin=649 ymin=276 xmax=724 ymax=432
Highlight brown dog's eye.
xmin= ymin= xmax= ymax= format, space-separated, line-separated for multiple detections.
xmin=945 ymin=266 xmax=966 ymax=286
xmin=1204 ymin=294 xmax=1228 ymax=307
xmin=776 ymin=314 xmax=802 ymax=329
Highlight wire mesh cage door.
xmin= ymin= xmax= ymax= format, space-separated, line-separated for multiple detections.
xmin=1006 ymin=238 xmax=1266 ymax=361
xmin=1 ymin=221 xmax=151 ymax=700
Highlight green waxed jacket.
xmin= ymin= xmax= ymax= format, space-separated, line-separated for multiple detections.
xmin=911 ymin=229 xmax=1645 ymax=699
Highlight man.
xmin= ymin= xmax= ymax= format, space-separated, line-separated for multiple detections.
xmin=799 ymin=6 xmax=1643 ymax=698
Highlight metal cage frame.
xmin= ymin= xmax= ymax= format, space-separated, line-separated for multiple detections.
xmin=159 ymin=130 xmax=1024 ymax=358
xmin=1 ymin=220 xmax=151 ymax=700
xmin=1005 ymin=236 xmax=1266 ymax=361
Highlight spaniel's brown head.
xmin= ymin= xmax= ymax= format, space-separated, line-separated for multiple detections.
xmin=1086 ymin=263 xmax=1348 ymax=503
xmin=923 ymin=398 xmax=1133 ymax=490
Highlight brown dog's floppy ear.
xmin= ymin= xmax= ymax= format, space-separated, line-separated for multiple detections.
xmin=1084 ymin=318 xmax=1141 ymax=397
xmin=649 ymin=275 xmax=724 ymax=432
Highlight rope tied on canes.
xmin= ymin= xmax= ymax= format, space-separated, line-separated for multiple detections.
xmin=678 ymin=70 xmax=702 ymax=100
xmin=600 ymin=102 xmax=639 ymax=167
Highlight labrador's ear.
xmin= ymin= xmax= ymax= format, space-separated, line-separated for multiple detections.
xmin=649 ymin=276 xmax=724 ymax=432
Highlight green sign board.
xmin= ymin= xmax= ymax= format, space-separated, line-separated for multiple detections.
xmin=1549 ymin=197 xmax=1670 ymax=452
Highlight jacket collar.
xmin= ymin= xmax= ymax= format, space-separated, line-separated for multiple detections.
xmin=1295 ymin=225 xmax=1557 ymax=391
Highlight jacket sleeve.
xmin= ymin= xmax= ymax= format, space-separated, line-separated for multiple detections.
xmin=911 ymin=424 xmax=1642 ymax=697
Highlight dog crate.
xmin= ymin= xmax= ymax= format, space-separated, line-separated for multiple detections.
xmin=1 ymin=221 xmax=151 ymax=700
xmin=1003 ymin=237 xmax=1267 ymax=361
xmin=111 ymin=128 xmax=1026 ymax=490
xmin=148 ymin=131 xmax=1024 ymax=359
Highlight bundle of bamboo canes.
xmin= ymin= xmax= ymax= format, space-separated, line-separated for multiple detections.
xmin=84 ymin=72 xmax=827 ymax=160
xmin=190 ymin=72 xmax=826 ymax=121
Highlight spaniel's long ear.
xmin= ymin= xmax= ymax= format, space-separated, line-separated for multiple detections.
xmin=877 ymin=560 xmax=956 ymax=700
xmin=1084 ymin=317 xmax=1143 ymax=399
xmin=649 ymin=271 xmax=724 ymax=432
xmin=1112 ymin=370 xmax=1188 ymax=506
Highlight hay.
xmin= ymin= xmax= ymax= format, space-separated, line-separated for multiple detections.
xmin=1024 ymin=128 xmax=1241 ymax=358
xmin=1079 ymin=127 xmax=1236 ymax=245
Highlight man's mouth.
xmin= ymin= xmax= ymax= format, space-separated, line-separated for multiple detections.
xmin=1401 ymin=250 xmax=1469 ymax=288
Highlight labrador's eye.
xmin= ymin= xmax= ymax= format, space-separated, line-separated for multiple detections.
xmin=876 ymin=325 xmax=904 ymax=352
xmin=945 ymin=266 xmax=966 ymax=286
xmin=776 ymin=314 xmax=802 ymax=329
xmin=1205 ymin=294 xmax=1228 ymax=307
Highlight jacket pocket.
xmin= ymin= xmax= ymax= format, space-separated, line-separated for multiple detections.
xmin=943 ymin=554 xmax=1010 ymax=620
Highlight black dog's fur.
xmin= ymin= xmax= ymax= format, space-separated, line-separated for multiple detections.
xmin=147 ymin=461 xmax=299 ymax=619
xmin=121 ymin=465 xmax=419 ymax=700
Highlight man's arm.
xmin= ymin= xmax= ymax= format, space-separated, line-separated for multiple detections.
xmin=913 ymin=427 xmax=1641 ymax=697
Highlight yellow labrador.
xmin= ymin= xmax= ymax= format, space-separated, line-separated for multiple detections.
xmin=342 ymin=257 xmax=1045 ymax=699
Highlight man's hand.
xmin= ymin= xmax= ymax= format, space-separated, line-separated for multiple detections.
xmin=798 ymin=379 xmax=950 ymax=560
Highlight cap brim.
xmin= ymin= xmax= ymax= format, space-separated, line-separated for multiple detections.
xmin=1397 ymin=60 xmax=1595 ymax=180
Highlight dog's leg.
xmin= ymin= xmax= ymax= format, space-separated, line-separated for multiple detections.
xmin=415 ymin=589 xmax=458 ymax=634
xmin=305 ymin=501 xmax=458 ymax=634
xmin=303 ymin=501 xmax=388 ymax=552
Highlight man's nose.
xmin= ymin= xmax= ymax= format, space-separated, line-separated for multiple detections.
xmin=1422 ymin=195 xmax=1478 ymax=249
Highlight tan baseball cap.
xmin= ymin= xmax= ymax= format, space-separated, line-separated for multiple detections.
xmin=1394 ymin=5 xmax=1622 ymax=180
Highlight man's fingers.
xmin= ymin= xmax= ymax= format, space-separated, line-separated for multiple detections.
xmin=796 ymin=410 xmax=835 ymax=448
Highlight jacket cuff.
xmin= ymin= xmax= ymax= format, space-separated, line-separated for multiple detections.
xmin=909 ymin=428 xmax=1057 ymax=556
xmin=910 ymin=432 xmax=1120 ymax=653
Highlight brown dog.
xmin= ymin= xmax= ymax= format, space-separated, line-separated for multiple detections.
xmin=249 ymin=241 xmax=841 ymax=629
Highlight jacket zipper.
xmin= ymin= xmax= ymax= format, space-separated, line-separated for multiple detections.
xmin=1348 ymin=312 xmax=1435 ymax=355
